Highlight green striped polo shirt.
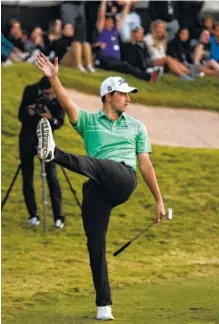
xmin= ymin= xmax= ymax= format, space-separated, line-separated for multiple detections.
xmin=72 ymin=109 xmax=152 ymax=171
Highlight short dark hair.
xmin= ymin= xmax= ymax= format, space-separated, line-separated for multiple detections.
xmin=101 ymin=91 xmax=115 ymax=103
xmin=38 ymin=77 xmax=51 ymax=90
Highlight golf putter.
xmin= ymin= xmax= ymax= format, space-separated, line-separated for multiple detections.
xmin=113 ymin=208 xmax=173 ymax=256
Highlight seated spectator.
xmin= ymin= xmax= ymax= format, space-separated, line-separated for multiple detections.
xmin=54 ymin=23 xmax=95 ymax=72
xmin=3 ymin=19 xmax=26 ymax=52
xmin=24 ymin=27 xmax=45 ymax=53
xmin=115 ymin=0 xmax=141 ymax=43
xmin=168 ymin=27 xmax=194 ymax=64
xmin=44 ymin=19 xmax=62 ymax=51
xmin=209 ymin=23 xmax=219 ymax=63
xmin=203 ymin=15 xmax=215 ymax=36
xmin=193 ymin=29 xmax=219 ymax=76
xmin=94 ymin=1 xmax=157 ymax=83
xmin=1 ymin=33 xmax=24 ymax=65
xmin=144 ymin=20 xmax=194 ymax=80
xmin=149 ymin=1 xmax=179 ymax=42
xmin=121 ymin=25 xmax=155 ymax=72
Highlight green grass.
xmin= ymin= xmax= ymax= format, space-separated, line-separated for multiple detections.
xmin=4 ymin=278 xmax=219 ymax=324
xmin=2 ymin=65 xmax=219 ymax=323
xmin=2 ymin=62 xmax=219 ymax=111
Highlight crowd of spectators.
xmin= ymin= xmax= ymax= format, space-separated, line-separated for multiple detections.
xmin=2 ymin=1 xmax=219 ymax=82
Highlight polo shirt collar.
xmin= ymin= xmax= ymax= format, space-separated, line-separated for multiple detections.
xmin=97 ymin=109 xmax=127 ymax=120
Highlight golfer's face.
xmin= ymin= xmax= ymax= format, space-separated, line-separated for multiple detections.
xmin=111 ymin=91 xmax=131 ymax=112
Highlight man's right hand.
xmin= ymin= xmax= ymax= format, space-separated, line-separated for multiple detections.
xmin=36 ymin=53 xmax=59 ymax=78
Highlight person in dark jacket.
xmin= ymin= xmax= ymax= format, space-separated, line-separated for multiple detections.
xmin=18 ymin=77 xmax=65 ymax=228
xmin=121 ymin=25 xmax=154 ymax=72
xmin=167 ymin=27 xmax=193 ymax=64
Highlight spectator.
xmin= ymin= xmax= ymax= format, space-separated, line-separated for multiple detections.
xmin=193 ymin=29 xmax=219 ymax=76
xmin=209 ymin=23 xmax=219 ymax=63
xmin=94 ymin=1 xmax=157 ymax=83
xmin=61 ymin=1 xmax=87 ymax=43
xmin=24 ymin=27 xmax=45 ymax=53
xmin=177 ymin=1 xmax=204 ymax=40
xmin=54 ymin=23 xmax=95 ymax=73
xmin=121 ymin=25 xmax=155 ymax=72
xmin=44 ymin=19 xmax=62 ymax=50
xmin=168 ymin=27 xmax=194 ymax=65
xmin=149 ymin=1 xmax=179 ymax=42
xmin=144 ymin=20 xmax=194 ymax=80
xmin=18 ymin=77 xmax=65 ymax=228
xmin=1 ymin=33 xmax=24 ymax=65
xmin=203 ymin=15 xmax=215 ymax=36
xmin=115 ymin=0 xmax=141 ymax=42
xmin=3 ymin=19 xmax=26 ymax=52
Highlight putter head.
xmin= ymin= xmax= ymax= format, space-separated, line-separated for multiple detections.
xmin=167 ymin=208 xmax=173 ymax=220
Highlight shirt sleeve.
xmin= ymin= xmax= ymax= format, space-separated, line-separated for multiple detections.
xmin=71 ymin=109 xmax=91 ymax=138
xmin=136 ymin=122 xmax=152 ymax=154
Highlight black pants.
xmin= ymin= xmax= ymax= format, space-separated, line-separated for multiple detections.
xmin=19 ymin=134 xmax=62 ymax=221
xmin=96 ymin=57 xmax=151 ymax=82
xmin=54 ymin=147 xmax=137 ymax=306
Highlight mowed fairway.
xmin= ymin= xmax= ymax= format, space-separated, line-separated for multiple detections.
xmin=2 ymin=66 xmax=219 ymax=324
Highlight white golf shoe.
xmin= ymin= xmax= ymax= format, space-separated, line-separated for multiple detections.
xmin=36 ymin=118 xmax=55 ymax=162
xmin=29 ymin=216 xmax=40 ymax=226
xmin=96 ymin=306 xmax=114 ymax=321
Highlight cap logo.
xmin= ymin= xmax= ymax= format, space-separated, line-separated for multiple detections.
xmin=108 ymin=86 xmax=112 ymax=91
xmin=118 ymin=78 xmax=127 ymax=86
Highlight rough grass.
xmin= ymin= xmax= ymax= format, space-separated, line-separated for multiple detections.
xmin=2 ymin=65 xmax=219 ymax=323
xmin=2 ymin=62 xmax=219 ymax=111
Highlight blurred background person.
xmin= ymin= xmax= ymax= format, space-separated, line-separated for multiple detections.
xmin=53 ymin=23 xmax=95 ymax=72
xmin=18 ymin=77 xmax=65 ymax=228
xmin=144 ymin=20 xmax=194 ymax=80
xmin=149 ymin=0 xmax=179 ymax=42
xmin=193 ymin=29 xmax=219 ymax=76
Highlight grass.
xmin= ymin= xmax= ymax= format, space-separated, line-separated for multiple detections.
xmin=2 ymin=65 xmax=219 ymax=323
xmin=2 ymin=62 xmax=219 ymax=111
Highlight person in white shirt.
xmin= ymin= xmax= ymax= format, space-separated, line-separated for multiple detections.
xmin=144 ymin=20 xmax=194 ymax=81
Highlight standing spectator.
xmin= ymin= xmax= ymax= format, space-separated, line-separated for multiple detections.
xmin=149 ymin=1 xmax=179 ymax=42
xmin=94 ymin=1 xmax=157 ymax=82
xmin=115 ymin=0 xmax=142 ymax=42
xmin=144 ymin=20 xmax=194 ymax=80
xmin=61 ymin=1 xmax=87 ymax=43
xmin=53 ymin=23 xmax=95 ymax=73
xmin=193 ymin=29 xmax=219 ymax=76
xmin=18 ymin=77 xmax=65 ymax=228
xmin=177 ymin=1 xmax=204 ymax=40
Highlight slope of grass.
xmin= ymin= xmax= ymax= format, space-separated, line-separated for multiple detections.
xmin=2 ymin=62 xmax=219 ymax=111
xmin=4 ymin=278 xmax=219 ymax=324
xmin=2 ymin=65 xmax=219 ymax=323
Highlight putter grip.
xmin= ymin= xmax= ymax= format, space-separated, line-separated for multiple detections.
xmin=113 ymin=241 xmax=131 ymax=256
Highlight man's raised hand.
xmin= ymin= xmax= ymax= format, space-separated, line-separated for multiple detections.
xmin=36 ymin=53 xmax=59 ymax=78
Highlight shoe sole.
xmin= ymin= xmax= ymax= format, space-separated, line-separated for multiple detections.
xmin=36 ymin=118 xmax=52 ymax=160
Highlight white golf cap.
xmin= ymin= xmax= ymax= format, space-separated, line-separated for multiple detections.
xmin=100 ymin=76 xmax=138 ymax=97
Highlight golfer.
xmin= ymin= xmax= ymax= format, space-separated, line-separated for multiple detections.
xmin=36 ymin=53 xmax=165 ymax=321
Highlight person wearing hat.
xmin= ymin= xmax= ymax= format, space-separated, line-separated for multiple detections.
xmin=35 ymin=53 xmax=165 ymax=321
